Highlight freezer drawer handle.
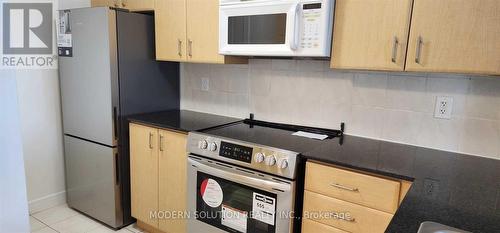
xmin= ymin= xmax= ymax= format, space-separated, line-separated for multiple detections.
xmin=115 ymin=152 xmax=120 ymax=185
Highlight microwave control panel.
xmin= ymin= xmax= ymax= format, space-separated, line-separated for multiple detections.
xmin=301 ymin=3 xmax=324 ymax=50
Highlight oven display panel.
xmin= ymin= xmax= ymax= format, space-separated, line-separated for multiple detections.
xmin=219 ymin=141 xmax=253 ymax=163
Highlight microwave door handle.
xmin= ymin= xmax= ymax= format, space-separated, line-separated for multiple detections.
xmin=188 ymin=158 xmax=291 ymax=192
xmin=290 ymin=3 xmax=300 ymax=50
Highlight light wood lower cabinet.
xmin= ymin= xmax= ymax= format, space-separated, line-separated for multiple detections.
xmin=305 ymin=162 xmax=401 ymax=214
xmin=130 ymin=123 xmax=159 ymax=228
xmin=303 ymin=161 xmax=412 ymax=233
xmin=130 ymin=123 xmax=187 ymax=233
xmin=303 ymin=191 xmax=393 ymax=233
xmin=302 ymin=219 xmax=349 ymax=233
xmin=158 ymin=129 xmax=188 ymax=233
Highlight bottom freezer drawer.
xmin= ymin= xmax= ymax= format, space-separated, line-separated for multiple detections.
xmin=64 ymin=135 xmax=122 ymax=228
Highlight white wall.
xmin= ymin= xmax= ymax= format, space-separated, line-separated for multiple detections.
xmin=13 ymin=0 xmax=90 ymax=213
xmin=181 ymin=59 xmax=500 ymax=160
xmin=0 ymin=74 xmax=30 ymax=233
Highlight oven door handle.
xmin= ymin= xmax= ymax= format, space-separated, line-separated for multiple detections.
xmin=189 ymin=158 xmax=291 ymax=192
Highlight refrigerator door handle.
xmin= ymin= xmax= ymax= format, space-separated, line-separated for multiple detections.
xmin=113 ymin=107 xmax=118 ymax=141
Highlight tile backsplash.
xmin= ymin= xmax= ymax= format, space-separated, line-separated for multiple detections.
xmin=181 ymin=59 xmax=500 ymax=160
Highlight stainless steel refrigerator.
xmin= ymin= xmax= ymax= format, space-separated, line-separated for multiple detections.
xmin=59 ymin=7 xmax=179 ymax=229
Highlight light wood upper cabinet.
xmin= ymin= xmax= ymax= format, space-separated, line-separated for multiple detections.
xmin=130 ymin=123 xmax=159 ymax=228
xmin=121 ymin=0 xmax=154 ymax=11
xmin=155 ymin=0 xmax=188 ymax=62
xmin=91 ymin=0 xmax=119 ymax=7
xmin=158 ymin=129 xmax=188 ymax=233
xmin=406 ymin=0 xmax=500 ymax=75
xmin=186 ymin=0 xmax=224 ymax=63
xmin=91 ymin=0 xmax=154 ymax=11
xmin=155 ymin=0 xmax=247 ymax=64
xmin=331 ymin=0 xmax=413 ymax=71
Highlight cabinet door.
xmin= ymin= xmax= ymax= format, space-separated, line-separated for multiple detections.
xmin=121 ymin=0 xmax=154 ymax=11
xmin=155 ymin=0 xmax=188 ymax=62
xmin=186 ymin=0 xmax=223 ymax=63
xmin=130 ymin=123 xmax=159 ymax=227
xmin=331 ymin=0 xmax=413 ymax=71
xmin=158 ymin=130 xmax=188 ymax=233
xmin=406 ymin=0 xmax=500 ymax=75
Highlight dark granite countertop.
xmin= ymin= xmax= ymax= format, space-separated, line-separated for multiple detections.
xmin=128 ymin=110 xmax=241 ymax=132
xmin=302 ymin=135 xmax=500 ymax=233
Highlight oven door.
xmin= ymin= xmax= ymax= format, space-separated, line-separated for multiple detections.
xmin=187 ymin=155 xmax=295 ymax=233
xmin=219 ymin=0 xmax=301 ymax=56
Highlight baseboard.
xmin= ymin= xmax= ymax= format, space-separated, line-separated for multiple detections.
xmin=28 ymin=191 xmax=66 ymax=214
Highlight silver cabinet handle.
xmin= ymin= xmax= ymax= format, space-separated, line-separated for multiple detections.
xmin=149 ymin=132 xmax=153 ymax=149
xmin=331 ymin=211 xmax=355 ymax=222
xmin=415 ymin=36 xmax=423 ymax=64
xmin=159 ymin=135 xmax=164 ymax=151
xmin=177 ymin=39 xmax=182 ymax=57
xmin=330 ymin=183 xmax=359 ymax=192
xmin=391 ymin=36 xmax=399 ymax=63
xmin=188 ymin=39 xmax=193 ymax=57
xmin=343 ymin=217 xmax=356 ymax=222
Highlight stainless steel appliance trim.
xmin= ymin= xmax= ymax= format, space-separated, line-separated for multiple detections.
xmin=187 ymin=154 xmax=295 ymax=233
xmin=64 ymin=134 xmax=123 ymax=227
xmin=188 ymin=156 xmax=291 ymax=192
xmin=187 ymin=131 xmax=300 ymax=179
xmin=59 ymin=7 xmax=117 ymax=147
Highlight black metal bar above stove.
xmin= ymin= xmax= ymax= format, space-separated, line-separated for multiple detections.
xmin=243 ymin=115 xmax=344 ymax=138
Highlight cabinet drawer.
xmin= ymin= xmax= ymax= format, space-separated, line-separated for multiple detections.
xmin=303 ymin=191 xmax=393 ymax=233
xmin=302 ymin=219 xmax=348 ymax=233
xmin=305 ymin=162 xmax=400 ymax=213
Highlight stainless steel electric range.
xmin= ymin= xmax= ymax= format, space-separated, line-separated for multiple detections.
xmin=186 ymin=117 xmax=343 ymax=233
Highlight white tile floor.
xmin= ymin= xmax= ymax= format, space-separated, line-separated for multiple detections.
xmin=30 ymin=204 xmax=147 ymax=233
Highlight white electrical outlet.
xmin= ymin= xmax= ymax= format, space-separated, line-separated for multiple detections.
xmin=434 ymin=96 xmax=453 ymax=119
xmin=201 ymin=77 xmax=210 ymax=91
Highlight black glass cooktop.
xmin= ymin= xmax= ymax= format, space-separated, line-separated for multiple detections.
xmin=201 ymin=119 xmax=343 ymax=154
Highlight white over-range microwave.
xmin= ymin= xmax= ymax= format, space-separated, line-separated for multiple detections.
xmin=219 ymin=0 xmax=334 ymax=57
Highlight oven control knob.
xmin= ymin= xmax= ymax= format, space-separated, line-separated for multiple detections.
xmin=278 ymin=159 xmax=289 ymax=169
xmin=209 ymin=142 xmax=217 ymax=151
xmin=265 ymin=155 xmax=277 ymax=166
xmin=254 ymin=153 xmax=265 ymax=163
xmin=198 ymin=140 xmax=208 ymax=150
